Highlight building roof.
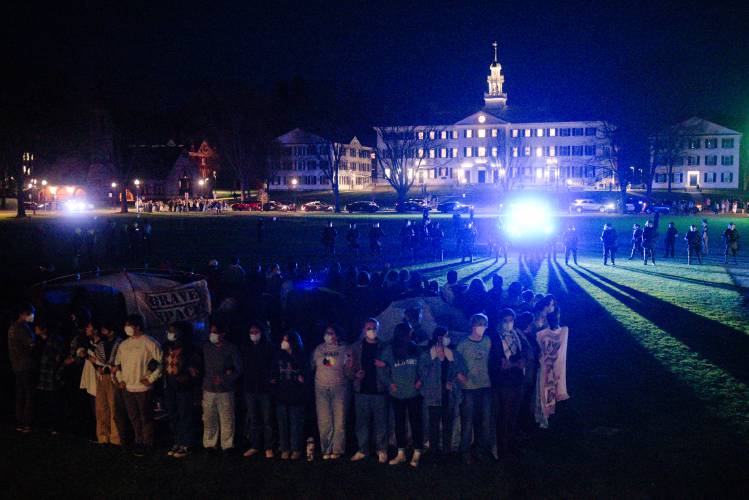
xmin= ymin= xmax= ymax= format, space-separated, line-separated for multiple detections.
xmin=277 ymin=128 xmax=327 ymax=145
xmin=129 ymin=144 xmax=189 ymax=180
xmin=676 ymin=117 xmax=741 ymax=136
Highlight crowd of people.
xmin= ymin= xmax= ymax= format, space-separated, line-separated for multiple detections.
xmin=7 ymin=260 xmax=570 ymax=468
xmin=595 ymin=217 xmax=741 ymax=266
xmin=136 ymin=197 xmax=230 ymax=214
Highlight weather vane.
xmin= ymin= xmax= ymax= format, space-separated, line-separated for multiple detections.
xmin=492 ymin=41 xmax=498 ymax=62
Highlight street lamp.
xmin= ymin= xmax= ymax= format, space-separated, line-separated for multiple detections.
xmin=134 ymin=179 xmax=141 ymax=212
xmin=291 ymin=178 xmax=298 ymax=209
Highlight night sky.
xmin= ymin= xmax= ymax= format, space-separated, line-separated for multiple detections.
xmin=7 ymin=0 xmax=749 ymax=136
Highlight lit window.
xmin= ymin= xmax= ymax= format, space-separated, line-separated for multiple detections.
xmin=429 ymin=149 xmax=436 ymax=158
xmin=524 ymin=146 xmax=531 ymax=156
xmin=429 ymin=131 xmax=435 ymax=140
xmin=549 ymin=146 xmax=556 ymax=157
xmin=537 ymin=128 xmax=544 ymax=137
xmin=491 ymin=129 xmax=498 ymax=137
xmin=491 ymin=147 xmax=498 ymax=157
xmin=452 ymin=130 xmax=459 ymax=139
xmin=524 ymin=129 xmax=531 ymax=137
xmin=417 ymin=148 xmax=424 ymax=158
xmin=512 ymin=147 xmax=519 ymax=157
xmin=465 ymin=147 xmax=473 ymax=158
xmin=536 ymin=168 xmax=544 ymax=178
xmin=536 ymin=147 xmax=543 ymax=157
xmin=452 ymin=148 xmax=459 ymax=157
xmin=478 ymin=147 xmax=486 ymax=157
xmin=440 ymin=148 xmax=447 ymax=158
xmin=440 ymin=131 xmax=448 ymax=139
xmin=478 ymin=129 xmax=486 ymax=138
xmin=511 ymin=129 xmax=519 ymax=138
xmin=466 ymin=129 xmax=474 ymax=138
xmin=417 ymin=131 xmax=424 ymax=140
xmin=549 ymin=128 xmax=556 ymax=137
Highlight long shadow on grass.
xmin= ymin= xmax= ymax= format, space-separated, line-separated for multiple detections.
xmin=621 ymin=266 xmax=746 ymax=293
xmin=414 ymin=259 xmax=478 ymax=275
xmin=458 ymin=258 xmax=497 ymax=284
xmin=571 ymin=266 xmax=749 ymax=384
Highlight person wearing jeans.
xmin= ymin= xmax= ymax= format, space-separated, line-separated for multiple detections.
xmin=241 ymin=321 xmax=275 ymax=459
xmin=163 ymin=322 xmax=201 ymax=458
xmin=34 ymin=320 xmax=65 ymax=434
xmin=272 ymin=331 xmax=307 ymax=460
xmin=456 ymin=313 xmax=493 ymax=464
xmin=202 ymin=324 xmax=242 ymax=451
xmin=115 ymin=314 xmax=163 ymax=456
xmin=312 ymin=325 xmax=351 ymax=460
xmin=420 ymin=327 xmax=458 ymax=456
xmin=346 ymin=319 xmax=388 ymax=464
xmin=8 ymin=304 xmax=36 ymax=433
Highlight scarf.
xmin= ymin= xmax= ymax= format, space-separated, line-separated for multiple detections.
xmin=500 ymin=328 xmax=522 ymax=360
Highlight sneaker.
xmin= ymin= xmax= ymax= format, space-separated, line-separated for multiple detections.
xmin=389 ymin=450 xmax=407 ymax=465
xmin=243 ymin=448 xmax=260 ymax=458
xmin=350 ymin=451 xmax=367 ymax=462
xmin=167 ymin=445 xmax=180 ymax=457
xmin=322 ymin=454 xmax=331 ymax=460
xmin=172 ymin=446 xmax=189 ymax=459
xmin=264 ymin=449 xmax=274 ymax=459
xmin=377 ymin=451 xmax=388 ymax=464
xmin=409 ymin=450 xmax=422 ymax=468
xmin=328 ymin=454 xmax=341 ymax=460
xmin=281 ymin=451 xmax=290 ymax=460
xmin=290 ymin=451 xmax=302 ymax=460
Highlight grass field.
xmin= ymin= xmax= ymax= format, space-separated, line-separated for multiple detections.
xmin=1 ymin=211 xmax=748 ymax=498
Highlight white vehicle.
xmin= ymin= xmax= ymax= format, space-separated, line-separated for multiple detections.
xmin=570 ymin=198 xmax=615 ymax=213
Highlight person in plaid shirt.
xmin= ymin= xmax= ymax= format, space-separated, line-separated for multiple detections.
xmin=35 ymin=319 xmax=65 ymax=434
xmin=94 ymin=322 xmax=123 ymax=445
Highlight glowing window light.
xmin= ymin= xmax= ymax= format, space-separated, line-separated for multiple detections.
xmin=549 ymin=128 xmax=556 ymax=137
xmin=512 ymin=129 xmax=519 ymax=138
xmin=466 ymin=129 xmax=474 ymax=138
xmin=478 ymin=129 xmax=486 ymax=138
xmin=512 ymin=147 xmax=519 ymax=157
xmin=536 ymin=147 xmax=543 ymax=157
xmin=478 ymin=115 xmax=486 ymax=124
xmin=491 ymin=147 xmax=498 ymax=157
xmin=66 ymin=186 xmax=75 ymax=194
xmin=384 ymin=168 xmax=391 ymax=177
xmin=537 ymin=128 xmax=544 ymax=137
xmin=524 ymin=129 xmax=531 ymax=137
xmin=478 ymin=147 xmax=486 ymax=157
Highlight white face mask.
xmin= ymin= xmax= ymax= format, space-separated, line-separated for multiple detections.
xmin=167 ymin=332 xmax=177 ymax=342
xmin=473 ymin=325 xmax=486 ymax=337
xmin=323 ymin=334 xmax=335 ymax=345
xmin=281 ymin=340 xmax=291 ymax=351
xmin=442 ymin=336 xmax=451 ymax=347
xmin=365 ymin=329 xmax=377 ymax=341
xmin=250 ymin=333 xmax=262 ymax=344
xmin=124 ymin=326 xmax=135 ymax=337
xmin=26 ymin=313 xmax=35 ymax=323
xmin=209 ymin=333 xmax=220 ymax=344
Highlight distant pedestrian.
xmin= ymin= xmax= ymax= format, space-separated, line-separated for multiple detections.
xmin=600 ymin=223 xmax=617 ymax=266
xmin=722 ymin=222 xmax=740 ymax=265
xmin=563 ymin=224 xmax=578 ymax=265
xmin=8 ymin=304 xmax=37 ymax=433
xmin=685 ymin=225 xmax=702 ymax=265
xmin=664 ymin=222 xmax=678 ymax=258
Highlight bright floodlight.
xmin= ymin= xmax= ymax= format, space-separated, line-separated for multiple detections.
xmin=505 ymin=200 xmax=554 ymax=242
xmin=64 ymin=199 xmax=93 ymax=213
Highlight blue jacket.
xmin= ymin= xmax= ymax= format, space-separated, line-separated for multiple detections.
xmin=419 ymin=346 xmax=460 ymax=407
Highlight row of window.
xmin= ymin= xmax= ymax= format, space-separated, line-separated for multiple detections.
xmin=654 ymin=172 xmax=734 ymax=183
xmin=282 ymin=145 xmax=372 ymax=158
xmin=512 ymin=145 xmax=597 ymax=157
xmin=687 ymin=137 xmax=735 ymax=149
xmin=271 ymin=159 xmax=373 ymax=171
xmin=665 ymin=155 xmax=735 ymax=166
xmin=511 ymin=127 xmax=597 ymax=138
xmin=270 ymin=174 xmax=372 ymax=186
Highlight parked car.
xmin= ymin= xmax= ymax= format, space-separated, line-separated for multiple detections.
xmin=644 ymin=200 xmax=671 ymax=214
xmin=569 ymin=198 xmax=615 ymax=213
xmin=346 ymin=201 xmax=379 ymax=213
xmin=300 ymin=201 xmax=334 ymax=212
xmin=263 ymin=201 xmax=292 ymax=211
xmin=231 ymin=201 xmax=262 ymax=211
xmin=437 ymin=200 xmax=473 ymax=214
xmin=395 ymin=199 xmax=430 ymax=213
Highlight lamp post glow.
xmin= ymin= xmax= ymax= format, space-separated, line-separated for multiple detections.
xmin=133 ymin=179 xmax=141 ymax=212
xmin=291 ymin=178 xmax=298 ymax=209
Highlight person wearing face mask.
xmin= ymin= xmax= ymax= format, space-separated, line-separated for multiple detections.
xmin=114 ymin=314 xmax=163 ymax=456
xmin=455 ymin=313 xmax=493 ymax=464
xmin=94 ymin=322 xmax=123 ymax=446
xmin=34 ymin=320 xmax=65 ymax=434
xmin=163 ymin=322 xmax=201 ymax=458
xmin=202 ymin=323 xmax=242 ymax=452
xmin=8 ymin=303 xmax=37 ymax=433
xmin=420 ymin=326 xmax=459 ymax=457
xmin=80 ymin=321 xmax=102 ymax=440
xmin=241 ymin=321 xmax=275 ymax=459
xmin=271 ymin=331 xmax=307 ymax=460
xmin=311 ymin=324 xmax=351 ymax=460
xmin=63 ymin=309 xmax=93 ymax=437
xmin=489 ymin=309 xmax=529 ymax=462
xmin=346 ymin=319 xmax=388 ymax=463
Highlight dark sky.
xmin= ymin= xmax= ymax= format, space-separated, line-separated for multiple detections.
xmin=8 ymin=0 xmax=749 ymax=132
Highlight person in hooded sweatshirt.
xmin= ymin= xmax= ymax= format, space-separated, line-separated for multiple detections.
xmin=202 ymin=323 xmax=242 ymax=452
xmin=346 ymin=318 xmax=389 ymax=464
xmin=163 ymin=322 xmax=201 ymax=459
xmin=379 ymin=322 xmax=425 ymax=467
xmin=241 ymin=320 xmax=276 ymax=459
xmin=420 ymin=326 xmax=459 ymax=456
xmin=271 ymin=331 xmax=307 ymax=460
xmin=311 ymin=324 xmax=351 ymax=460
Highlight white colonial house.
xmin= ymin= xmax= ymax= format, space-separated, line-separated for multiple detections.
xmin=650 ymin=117 xmax=741 ymax=190
xmin=375 ymin=43 xmax=613 ymax=190
xmin=268 ymin=128 xmax=375 ymax=191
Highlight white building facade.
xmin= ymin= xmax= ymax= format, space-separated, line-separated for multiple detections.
xmin=268 ymin=129 xmax=375 ymax=191
xmin=650 ymin=117 xmax=741 ymax=190
xmin=375 ymin=44 xmax=613 ymax=189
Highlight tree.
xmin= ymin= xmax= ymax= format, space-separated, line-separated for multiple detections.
xmin=374 ymin=126 xmax=444 ymax=204
xmin=314 ymin=137 xmax=347 ymax=213
xmin=647 ymin=122 xmax=699 ymax=193
xmin=592 ymin=121 xmax=631 ymax=213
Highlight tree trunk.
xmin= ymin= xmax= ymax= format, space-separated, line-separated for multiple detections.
xmin=239 ymin=178 xmax=247 ymax=202
xmin=620 ymin=183 xmax=628 ymax=214
xmin=397 ymin=186 xmax=409 ymax=205
xmin=120 ymin=186 xmax=129 ymax=213
xmin=15 ymin=176 xmax=26 ymax=217
xmin=333 ymin=184 xmax=340 ymax=213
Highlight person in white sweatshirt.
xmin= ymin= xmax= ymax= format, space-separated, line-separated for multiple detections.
xmin=115 ymin=314 xmax=162 ymax=456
